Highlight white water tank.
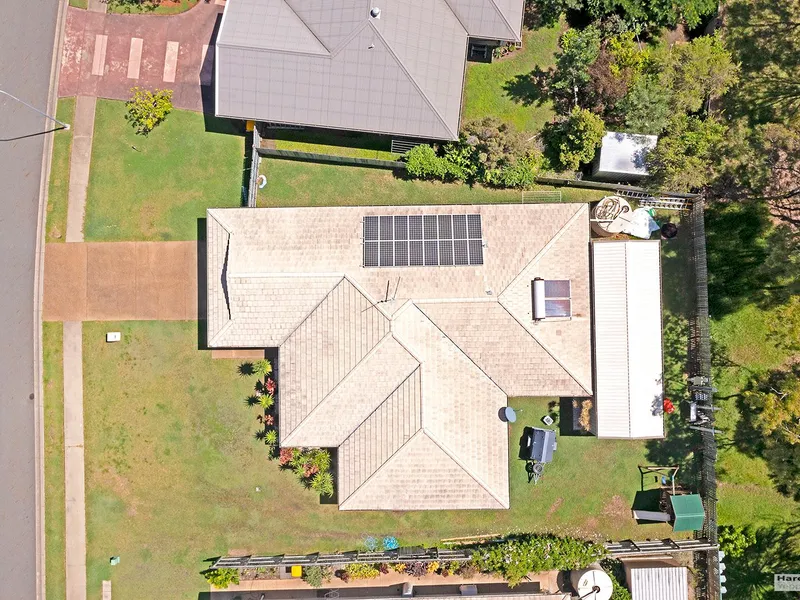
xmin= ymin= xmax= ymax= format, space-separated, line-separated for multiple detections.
xmin=570 ymin=566 xmax=614 ymax=600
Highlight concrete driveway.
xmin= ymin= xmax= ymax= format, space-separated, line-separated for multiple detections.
xmin=43 ymin=242 xmax=199 ymax=321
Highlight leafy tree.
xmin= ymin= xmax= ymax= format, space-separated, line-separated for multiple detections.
xmin=658 ymin=35 xmax=739 ymax=114
xmin=125 ymin=87 xmax=173 ymax=135
xmin=310 ymin=471 xmax=335 ymax=497
xmin=525 ymin=0 xmax=583 ymax=27
xmin=543 ymin=106 xmax=605 ymax=172
xmin=719 ymin=525 xmax=756 ymax=559
xmin=550 ymin=26 xmax=602 ymax=103
xmin=495 ymin=152 xmax=543 ymax=189
xmin=253 ymin=358 xmax=272 ymax=378
xmin=459 ymin=117 xmax=529 ymax=180
xmin=645 ymin=114 xmax=725 ymax=192
xmin=768 ymin=296 xmax=800 ymax=353
xmin=607 ymin=31 xmax=649 ymax=77
xmin=617 ymin=75 xmax=671 ymax=134
xmin=203 ymin=568 xmax=239 ymax=589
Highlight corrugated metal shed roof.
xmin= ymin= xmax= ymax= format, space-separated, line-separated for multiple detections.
xmin=215 ymin=0 xmax=523 ymax=140
xmin=630 ymin=566 xmax=689 ymax=600
xmin=592 ymin=240 xmax=664 ymax=439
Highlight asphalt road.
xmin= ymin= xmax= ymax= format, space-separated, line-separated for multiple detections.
xmin=0 ymin=0 xmax=60 ymax=597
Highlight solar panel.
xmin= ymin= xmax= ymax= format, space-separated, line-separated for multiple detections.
xmin=394 ymin=215 xmax=408 ymax=240
xmin=423 ymin=215 xmax=438 ymax=239
xmin=439 ymin=240 xmax=454 ymax=265
xmin=410 ymin=240 xmax=424 ymax=266
xmin=363 ymin=214 xmax=483 ymax=268
xmin=394 ymin=240 xmax=409 ymax=266
xmin=364 ymin=216 xmax=379 ymax=241
xmin=467 ymin=214 xmax=482 ymax=239
xmin=364 ymin=241 xmax=379 ymax=267
xmin=454 ymin=239 xmax=469 ymax=265
xmin=453 ymin=214 xmax=468 ymax=239
xmin=468 ymin=239 xmax=484 ymax=265
xmin=424 ymin=240 xmax=439 ymax=266
xmin=379 ymin=241 xmax=393 ymax=267
xmin=438 ymin=215 xmax=452 ymax=239
xmin=380 ymin=216 xmax=393 ymax=240
xmin=409 ymin=215 xmax=423 ymax=240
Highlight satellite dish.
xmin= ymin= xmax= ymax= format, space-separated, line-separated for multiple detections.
xmin=503 ymin=407 xmax=517 ymax=423
xmin=570 ymin=568 xmax=613 ymax=600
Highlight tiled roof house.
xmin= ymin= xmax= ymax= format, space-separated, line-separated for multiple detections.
xmin=215 ymin=0 xmax=525 ymax=140
xmin=207 ymin=203 xmax=593 ymax=511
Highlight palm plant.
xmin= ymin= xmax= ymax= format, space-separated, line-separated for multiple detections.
xmin=310 ymin=471 xmax=335 ymax=497
xmin=310 ymin=449 xmax=331 ymax=473
xmin=258 ymin=393 xmax=274 ymax=411
xmin=265 ymin=429 xmax=278 ymax=446
xmin=253 ymin=358 xmax=272 ymax=378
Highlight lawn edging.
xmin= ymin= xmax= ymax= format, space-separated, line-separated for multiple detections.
xmin=257 ymin=147 xmax=405 ymax=170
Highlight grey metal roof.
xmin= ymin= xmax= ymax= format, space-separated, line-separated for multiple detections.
xmin=216 ymin=0 xmax=523 ymax=140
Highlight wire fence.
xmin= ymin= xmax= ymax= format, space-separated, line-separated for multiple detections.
xmin=686 ymin=200 xmax=720 ymax=600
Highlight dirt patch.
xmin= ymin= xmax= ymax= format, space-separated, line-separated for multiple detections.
xmin=602 ymin=494 xmax=629 ymax=519
xmin=99 ymin=468 xmax=141 ymax=517
xmin=583 ymin=517 xmax=599 ymax=531
xmin=547 ymin=497 xmax=564 ymax=516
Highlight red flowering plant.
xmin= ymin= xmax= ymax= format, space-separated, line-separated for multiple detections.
xmin=663 ymin=398 xmax=675 ymax=414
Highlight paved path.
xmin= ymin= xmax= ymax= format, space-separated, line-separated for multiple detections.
xmin=59 ymin=2 xmax=223 ymax=112
xmin=63 ymin=322 xmax=86 ymax=600
xmin=66 ymin=96 xmax=97 ymax=242
xmin=43 ymin=242 xmax=198 ymax=321
xmin=0 ymin=0 xmax=61 ymax=596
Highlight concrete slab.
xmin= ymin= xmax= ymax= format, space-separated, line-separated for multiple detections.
xmin=200 ymin=43 xmax=214 ymax=86
xmin=63 ymin=321 xmax=86 ymax=600
xmin=66 ymin=96 xmax=97 ymax=243
xmin=102 ymin=580 xmax=111 ymax=600
xmin=211 ymin=349 xmax=266 ymax=359
xmin=43 ymin=242 xmax=198 ymax=321
xmin=163 ymin=41 xmax=179 ymax=83
xmin=87 ymin=0 xmax=107 ymax=13
xmin=127 ymin=37 xmax=143 ymax=79
xmin=91 ymin=34 xmax=107 ymax=76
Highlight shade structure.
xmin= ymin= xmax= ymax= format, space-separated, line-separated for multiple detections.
xmin=670 ymin=494 xmax=705 ymax=532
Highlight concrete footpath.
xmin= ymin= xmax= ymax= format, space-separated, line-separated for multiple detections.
xmin=65 ymin=96 xmax=97 ymax=243
xmin=63 ymin=321 xmax=86 ymax=600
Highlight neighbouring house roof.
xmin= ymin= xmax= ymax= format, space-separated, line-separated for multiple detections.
xmin=207 ymin=203 xmax=592 ymax=510
xmin=629 ymin=566 xmax=689 ymax=600
xmin=215 ymin=0 xmax=523 ymax=140
xmin=591 ymin=240 xmax=664 ymax=439
xmin=592 ymin=131 xmax=658 ymax=180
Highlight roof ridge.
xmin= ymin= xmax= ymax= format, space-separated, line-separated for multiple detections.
xmin=498 ymin=204 xmax=587 ymax=299
xmin=281 ymin=0 xmax=332 ymax=53
xmin=207 ymin=209 xmax=235 ymax=235
xmin=281 ymin=331 xmax=397 ymax=446
xmin=339 ymin=429 xmax=424 ymax=509
xmin=208 ymin=319 xmax=234 ymax=348
xmin=486 ymin=0 xmax=520 ymax=42
xmin=422 ymin=430 xmax=508 ymax=508
xmin=275 ymin=276 xmax=347 ymax=347
xmin=329 ymin=16 xmax=370 ymax=56
xmin=368 ymin=21 xmax=459 ymax=140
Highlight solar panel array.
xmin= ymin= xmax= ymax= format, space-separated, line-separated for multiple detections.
xmin=363 ymin=215 xmax=484 ymax=268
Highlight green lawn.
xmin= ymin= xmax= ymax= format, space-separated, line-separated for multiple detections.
xmin=79 ymin=321 xmax=671 ymax=599
xmin=47 ymin=98 xmax=76 ymax=242
xmin=85 ymin=100 xmax=245 ymax=241
xmin=268 ymin=129 xmax=399 ymax=161
xmin=463 ymin=24 xmax=562 ymax=135
xmin=108 ymin=0 xmax=199 ymax=15
xmin=69 ymin=0 xmax=88 ymax=9
xmin=43 ymin=322 xmax=66 ymax=600
xmin=257 ymin=158 xmax=601 ymax=207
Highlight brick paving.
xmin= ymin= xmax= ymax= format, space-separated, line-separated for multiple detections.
xmin=59 ymin=2 xmax=223 ymax=112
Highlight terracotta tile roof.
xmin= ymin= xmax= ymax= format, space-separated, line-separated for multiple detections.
xmin=207 ymin=203 xmax=591 ymax=511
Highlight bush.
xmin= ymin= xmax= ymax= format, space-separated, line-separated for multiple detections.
xmin=494 ymin=152 xmax=542 ymax=189
xmin=719 ymin=525 xmax=756 ymax=558
xmin=310 ymin=471 xmax=335 ymax=498
xmin=125 ymin=87 xmax=173 ymax=135
xmin=405 ymin=145 xmax=450 ymax=180
xmin=457 ymin=561 xmax=479 ymax=579
xmin=472 ymin=534 xmax=607 ymax=586
xmin=203 ymin=568 xmax=240 ymax=589
xmin=302 ymin=565 xmax=332 ymax=588
xmin=406 ymin=562 xmax=428 ymax=578
xmin=344 ymin=563 xmax=380 ymax=579
xmin=543 ymin=106 xmax=606 ymax=172
xmin=390 ymin=563 xmax=407 ymax=573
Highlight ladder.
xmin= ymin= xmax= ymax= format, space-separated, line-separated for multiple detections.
xmin=638 ymin=197 xmax=692 ymax=212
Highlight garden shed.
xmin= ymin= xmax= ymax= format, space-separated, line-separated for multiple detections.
xmin=626 ymin=565 xmax=688 ymax=600
xmin=590 ymin=240 xmax=664 ymax=439
xmin=591 ymin=131 xmax=658 ymax=181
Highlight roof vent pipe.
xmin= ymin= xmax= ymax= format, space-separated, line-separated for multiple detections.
xmin=370 ymin=7 xmax=381 ymax=18
xmin=532 ymin=277 xmax=546 ymax=321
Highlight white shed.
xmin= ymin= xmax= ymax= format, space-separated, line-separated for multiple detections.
xmin=592 ymin=131 xmax=658 ymax=181
xmin=591 ymin=240 xmax=664 ymax=439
